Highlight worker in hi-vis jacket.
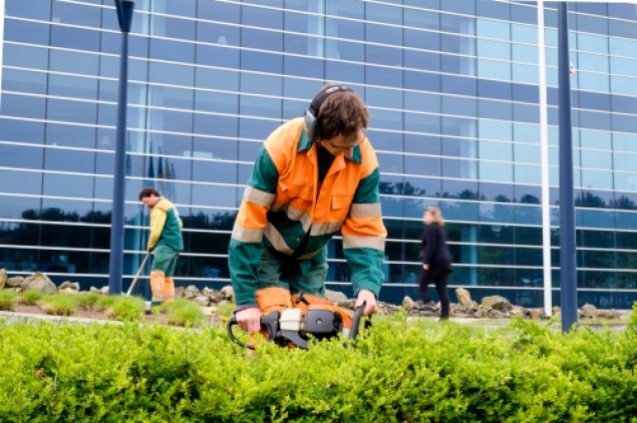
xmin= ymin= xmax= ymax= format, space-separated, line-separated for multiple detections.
xmin=139 ymin=187 xmax=183 ymax=306
xmin=229 ymin=84 xmax=387 ymax=334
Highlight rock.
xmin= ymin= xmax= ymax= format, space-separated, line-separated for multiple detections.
xmin=527 ymin=309 xmax=543 ymax=320
xmin=487 ymin=309 xmax=505 ymax=319
xmin=202 ymin=288 xmax=225 ymax=304
xmin=455 ymin=288 xmax=476 ymax=309
xmin=481 ymin=295 xmax=512 ymax=312
xmin=0 ymin=269 xmax=7 ymax=289
xmin=552 ymin=306 xmax=561 ymax=315
xmin=58 ymin=287 xmax=79 ymax=295
xmin=337 ymin=299 xmax=357 ymax=310
xmin=193 ymin=296 xmax=210 ymax=307
xmin=597 ymin=310 xmax=621 ymax=320
xmin=6 ymin=276 xmax=24 ymax=288
xmin=100 ymin=286 xmax=109 ymax=295
xmin=378 ymin=303 xmax=400 ymax=315
xmin=510 ymin=306 xmax=526 ymax=317
xmin=175 ymin=286 xmax=185 ymax=299
xmin=183 ymin=285 xmax=201 ymax=299
xmin=89 ymin=286 xmax=100 ymax=294
xmin=59 ymin=281 xmax=80 ymax=291
xmin=220 ymin=285 xmax=234 ymax=302
xmin=418 ymin=302 xmax=438 ymax=313
xmin=326 ymin=290 xmax=348 ymax=304
xmin=21 ymin=272 xmax=57 ymax=294
xmin=580 ymin=303 xmax=598 ymax=319
xmin=402 ymin=296 xmax=416 ymax=311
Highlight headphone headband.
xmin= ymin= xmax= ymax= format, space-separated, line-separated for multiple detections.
xmin=308 ymin=85 xmax=353 ymax=116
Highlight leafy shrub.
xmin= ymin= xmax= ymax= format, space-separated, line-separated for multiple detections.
xmin=1 ymin=308 xmax=637 ymax=421
xmin=0 ymin=291 xmax=17 ymax=311
xmin=39 ymin=294 xmax=78 ymax=316
xmin=75 ymin=292 xmax=102 ymax=310
xmin=106 ymin=296 xmax=145 ymax=322
xmin=161 ymin=299 xmax=206 ymax=327
xmin=217 ymin=302 xmax=235 ymax=321
xmin=18 ymin=290 xmax=45 ymax=306
xmin=94 ymin=295 xmax=117 ymax=311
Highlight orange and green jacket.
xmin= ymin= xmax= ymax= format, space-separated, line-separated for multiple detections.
xmin=229 ymin=118 xmax=387 ymax=306
xmin=148 ymin=198 xmax=184 ymax=251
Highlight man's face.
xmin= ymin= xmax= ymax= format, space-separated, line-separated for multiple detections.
xmin=141 ymin=195 xmax=159 ymax=209
xmin=319 ymin=128 xmax=366 ymax=158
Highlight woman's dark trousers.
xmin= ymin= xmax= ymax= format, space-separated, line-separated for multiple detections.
xmin=417 ymin=269 xmax=450 ymax=319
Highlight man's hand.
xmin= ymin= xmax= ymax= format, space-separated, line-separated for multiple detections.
xmin=423 ymin=264 xmax=429 ymax=270
xmin=356 ymin=289 xmax=378 ymax=316
xmin=236 ymin=307 xmax=262 ymax=334
xmin=147 ymin=246 xmax=154 ymax=253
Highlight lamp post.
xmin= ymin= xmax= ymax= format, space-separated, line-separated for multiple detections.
xmin=108 ymin=0 xmax=135 ymax=295
xmin=557 ymin=2 xmax=577 ymax=332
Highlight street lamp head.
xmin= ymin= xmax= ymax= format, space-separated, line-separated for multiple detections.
xmin=114 ymin=0 xmax=135 ymax=33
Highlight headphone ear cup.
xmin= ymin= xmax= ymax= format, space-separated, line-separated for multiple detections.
xmin=304 ymin=109 xmax=318 ymax=142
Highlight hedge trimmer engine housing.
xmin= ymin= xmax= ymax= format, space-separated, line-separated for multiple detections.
xmin=227 ymin=302 xmax=367 ymax=350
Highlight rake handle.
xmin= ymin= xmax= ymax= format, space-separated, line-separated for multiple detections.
xmin=125 ymin=252 xmax=151 ymax=296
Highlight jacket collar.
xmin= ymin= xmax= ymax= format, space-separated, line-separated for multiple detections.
xmin=298 ymin=127 xmax=363 ymax=164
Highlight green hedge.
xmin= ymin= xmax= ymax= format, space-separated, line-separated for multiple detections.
xmin=1 ymin=307 xmax=637 ymax=422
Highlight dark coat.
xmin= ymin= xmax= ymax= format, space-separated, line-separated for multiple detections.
xmin=419 ymin=223 xmax=453 ymax=275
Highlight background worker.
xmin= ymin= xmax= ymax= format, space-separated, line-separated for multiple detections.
xmin=139 ymin=187 xmax=184 ymax=306
xmin=228 ymin=84 xmax=387 ymax=334
xmin=418 ymin=206 xmax=453 ymax=321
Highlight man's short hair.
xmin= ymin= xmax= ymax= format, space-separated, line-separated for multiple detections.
xmin=138 ymin=187 xmax=160 ymax=201
xmin=317 ymin=84 xmax=369 ymax=141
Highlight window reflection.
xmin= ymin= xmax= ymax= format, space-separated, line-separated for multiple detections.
xmin=43 ymin=149 xmax=95 ymax=174
xmin=4 ymin=20 xmax=50 ymax=45
xmin=0 ymin=169 xmax=41 ymax=195
xmin=48 ymin=74 xmax=98 ymax=100
xmin=150 ymin=38 xmax=195 ymax=63
xmin=441 ymin=200 xmax=479 ymax=221
xmin=3 ymin=69 xmax=47 ymax=96
xmin=241 ymin=51 xmax=283 ymax=73
xmin=50 ymin=26 xmax=100 ymax=52
xmin=47 ymin=99 xmax=97 ymax=125
xmin=192 ymin=137 xmax=237 ymax=161
xmin=194 ymin=115 xmax=238 ymax=138
xmin=366 ymin=66 xmax=402 ymax=88
xmin=239 ymin=119 xmax=279 ymax=140
xmin=239 ymin=95 xmax=282 ymax=119
xmin=443 ymin=158 xmax=477 ymax=179
xmin=443 ymin=179 xmax=478 ymax=200
xmin=2 ymin=94 xmax=46 ymax=120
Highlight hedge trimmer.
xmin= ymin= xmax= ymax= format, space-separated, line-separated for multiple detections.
xmin=227 ymin=299 xmax=369 ymax=350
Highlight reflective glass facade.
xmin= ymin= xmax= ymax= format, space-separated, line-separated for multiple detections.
xmin=2 ymin=0 xmax=637 ymax=307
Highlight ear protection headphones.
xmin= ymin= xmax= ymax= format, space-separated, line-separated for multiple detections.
xmin=304 ymin=85 xmax=353 ymax=143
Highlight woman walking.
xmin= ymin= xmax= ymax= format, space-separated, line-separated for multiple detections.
xmin=418 ymin=206 xmax=453 ymax=320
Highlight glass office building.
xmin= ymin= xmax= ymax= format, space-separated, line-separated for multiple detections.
xmin=1 ymin=0 xmax=637 ymax=308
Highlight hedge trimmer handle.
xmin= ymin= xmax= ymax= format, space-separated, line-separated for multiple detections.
xmin=349 ymin=301 xmax=369 ymax=340
xmin=227 ymin=311 xmax=280 ymax=350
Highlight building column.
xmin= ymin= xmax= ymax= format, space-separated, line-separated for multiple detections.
xmin=537 ymin=0 xmax=553 ymax=316
xmin=0 ymin=0 xmax=6 ymax=109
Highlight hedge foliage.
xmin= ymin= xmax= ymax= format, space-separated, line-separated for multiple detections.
xmin=1 ymin=306 xmax=637 ymax=422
